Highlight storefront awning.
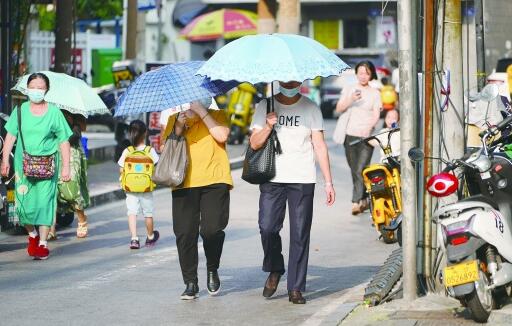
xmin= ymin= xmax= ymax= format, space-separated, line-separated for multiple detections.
xmin=173 ymin=0 xmax=208 ymax=27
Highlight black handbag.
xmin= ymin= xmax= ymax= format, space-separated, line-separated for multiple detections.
xmin=241 ymin=97 xmax=282 ymax=184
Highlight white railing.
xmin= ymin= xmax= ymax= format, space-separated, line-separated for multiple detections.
xmin=27 ymin=31 xmax=117 ymax=85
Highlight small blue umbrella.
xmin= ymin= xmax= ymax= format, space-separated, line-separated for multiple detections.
xmin=196 ymin=33 xmax=350 ymax=83
xmin=114 ymin=61 xmax=237 ymax=117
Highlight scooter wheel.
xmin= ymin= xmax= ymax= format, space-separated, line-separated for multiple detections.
xmin=379 ymin=225 xmax=396 ymax=244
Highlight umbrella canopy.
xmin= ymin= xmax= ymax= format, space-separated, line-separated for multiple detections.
xmin=12 ymin=71 xmax=109 ymax=118
xmin=180 ymin=9 xmax=257 ymax=41
xmin=196 ymin=33 xmax=350 ymax=84
xmin=114 ymin=61 xmax=237 ymax=117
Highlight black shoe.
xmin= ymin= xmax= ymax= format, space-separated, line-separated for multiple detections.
xmin=262 ymin=272 xmax=281 ymax=298
xmin=207 ymin=270 xmax=221 ymax=295
xmin=145 ymin=230 xmax=160 ymax=247
xmin=129 ymin=239 xmax=140 ymax=249
xmin=288 ymin=290 xmax=306 ymax=304
xmin=180 ymin=282 xmax=199 ymax=300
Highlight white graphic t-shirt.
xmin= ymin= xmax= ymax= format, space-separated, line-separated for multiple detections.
xmin=250 ymin=96 xmax=324 ymax=184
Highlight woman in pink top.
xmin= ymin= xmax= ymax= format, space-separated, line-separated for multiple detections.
xmin=335 ymin=61 xmax=381 ymax=215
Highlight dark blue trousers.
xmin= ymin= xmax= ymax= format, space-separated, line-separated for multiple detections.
xmin=258 ymin=182 xmax=315 ymax=292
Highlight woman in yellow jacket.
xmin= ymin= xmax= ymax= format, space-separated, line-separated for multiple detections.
xmin=162 ymin=98 xmax=232 ymax=300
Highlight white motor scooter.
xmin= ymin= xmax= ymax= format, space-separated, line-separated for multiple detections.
xmin=410 ymin=113 xmax=512 ymax=323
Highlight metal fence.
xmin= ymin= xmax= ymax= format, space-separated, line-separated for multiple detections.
xmin=27 ymin=31 xmax=117 ymax=85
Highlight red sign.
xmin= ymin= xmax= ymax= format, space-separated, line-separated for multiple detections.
xmin=50 ymin=48 xmax=83 ymax=73
xmin=148 ymin=135 xmax=161 ymax=151
xmin=148 ymin=111 xmax=161 ymax=131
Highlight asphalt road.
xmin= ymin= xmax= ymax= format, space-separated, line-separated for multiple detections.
xmin=0 ymin=120 xmax=397 ymax=326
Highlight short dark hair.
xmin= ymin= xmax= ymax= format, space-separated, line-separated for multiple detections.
xmin=27 ymin=72 xmax=50 ymax=93
xmin=355 ymin=61 xmax=378 ymax=81
xmin=129 ymin=120 xmax=147 ymax=146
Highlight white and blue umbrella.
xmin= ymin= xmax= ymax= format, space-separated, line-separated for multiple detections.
xmin=13 ymin=71 xmax=109 ymax=117
xmin=196 ymin=33 xmax=350 ymax=83
xmin=114 ymin=61 xmax=237 ymax=117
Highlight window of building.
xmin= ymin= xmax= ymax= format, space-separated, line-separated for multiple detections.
xmin=343 ymin=19 xmax=368 ymax=48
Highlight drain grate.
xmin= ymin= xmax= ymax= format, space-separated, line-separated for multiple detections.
xmin=363 ymin=248 xmax=403 ymax=306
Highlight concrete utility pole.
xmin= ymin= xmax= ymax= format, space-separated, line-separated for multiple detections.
xmin=124 ymin=0 xmax=138 ymax=59
xmin=443 ymin=0 xmax=464 ymax=161
xmin=398 ymin=0 xmax=418 ymax=301
xmin=258 ymin=0 xmax=277 ymax=34
xmin=277 ymin=0 xmax=299 ymax=34
xmin=54 ymin=0 xmax=73 ymax=73
xmin=475 ymin=0 xmax=486 ymax=91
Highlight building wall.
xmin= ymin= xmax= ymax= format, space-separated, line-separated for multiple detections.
xmin=484 ymin=1 xmax=512 ymax=72
xmin=302 ymin=2 xmax=397 ymax=50
xmin=144 ymin=0 xmax=191 ymax=64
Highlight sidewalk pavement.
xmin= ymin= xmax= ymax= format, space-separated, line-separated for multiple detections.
xmin=340 ymin=292 xmax=512 ymax=325
xmin=87 ymin=143 xmax=246 ymax=208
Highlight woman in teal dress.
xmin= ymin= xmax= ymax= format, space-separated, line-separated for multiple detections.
xmin=1 ymin=73 xmax=72 ymax=260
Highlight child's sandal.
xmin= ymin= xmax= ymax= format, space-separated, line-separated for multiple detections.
xmin=77 ymin=222 xmax=88 ymax=238
xmin=47 ymin=232 xmax=58 ymax=241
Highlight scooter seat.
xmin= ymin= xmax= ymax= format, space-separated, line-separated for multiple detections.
xmin=460 ymin=194 xmax=499 ymax=210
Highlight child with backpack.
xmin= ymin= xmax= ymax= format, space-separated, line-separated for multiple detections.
xmin=118 ymin=120 xmax=160 ymax=249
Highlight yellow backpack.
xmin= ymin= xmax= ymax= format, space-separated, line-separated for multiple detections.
xmin=121 ymin=146 xmax=155 ymax=193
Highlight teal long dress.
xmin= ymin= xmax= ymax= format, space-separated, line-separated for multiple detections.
xmin=5 ymin=102 xmax=73 ymax=226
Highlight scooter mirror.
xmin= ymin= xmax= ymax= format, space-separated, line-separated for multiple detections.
xmin=408 ymin=147 xmax=425 ymax=162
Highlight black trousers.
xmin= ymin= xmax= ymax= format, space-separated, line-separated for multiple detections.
xmin=344 ymin=135 xmax=374 ymax=203
xmin=258 ymin=182 xmax=315 ymax=292
xmin=172 ymin=183 xmax=230 ymax=284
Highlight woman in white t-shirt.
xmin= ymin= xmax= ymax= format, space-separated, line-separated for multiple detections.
xmin=249 ymin=81 xmax=335 ymax=305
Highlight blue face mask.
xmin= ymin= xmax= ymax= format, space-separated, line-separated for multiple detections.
xmin=27 ymin=89 xmax=45 ymax=104
xmin=279 ymin=85 xmax=301 ymax=98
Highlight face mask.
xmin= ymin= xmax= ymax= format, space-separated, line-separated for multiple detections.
xmin=27 ymin=89 xmax=45 ymax=103
xmin=279 ymin=85 xmax=301 ymax=98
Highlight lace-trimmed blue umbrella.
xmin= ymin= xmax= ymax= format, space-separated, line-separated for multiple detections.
xmin=114 ymin=61 xmax=237 ymax=117
xmin=196 ymin=33 xmax=350 ymax=83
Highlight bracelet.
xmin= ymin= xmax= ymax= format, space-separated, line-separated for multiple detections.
xmin=325 ymin=182 xmax=333 ymax=187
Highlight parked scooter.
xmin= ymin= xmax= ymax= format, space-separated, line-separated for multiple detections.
xmin=351 ymin=128 xmax=402 ymax=244
xmin=410 ymin=115 xmax=512 ymax=323
xmin=226 ymin=83 xmax=260 ymax=145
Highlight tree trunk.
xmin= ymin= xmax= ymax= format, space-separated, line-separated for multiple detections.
xmin=54 ymin=0 xmax=72 ymax=73
xmin=277 ymin=0 xmax=299 ymax=34
xmin=125 ymin=0 xmax=138 ymax=59
xmin=258 ymin=0 xmax=277 ymax=34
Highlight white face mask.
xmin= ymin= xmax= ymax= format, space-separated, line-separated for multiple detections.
xmin=279 ymin=85 xmax=301 ymax=98
xmin=27 ymin=89 xmax=45 ymax=103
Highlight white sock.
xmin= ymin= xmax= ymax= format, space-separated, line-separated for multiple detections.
xmin=147 ymin=233 xmax=154 ymax=240
xmin=39 ymin=240 xmax=48 ymax=247
xmin=29 ymin=230 xmax=38 ymax=238
xmin=131 ymin=236 xmax=139 ymax=241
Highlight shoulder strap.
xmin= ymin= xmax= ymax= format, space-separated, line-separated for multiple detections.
xmin=17 ymin=105 xmax=26 ymax=152
xmin=127 ymin=146 xmax=135 ymax=153
xmin=143 ymin=146 xmax=151 ymax=154
xmin=170 ymin=112 xmax=181 ymax=136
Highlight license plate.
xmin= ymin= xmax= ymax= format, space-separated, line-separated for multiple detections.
xmin=7 ymin=189 xmax=14 ymax=203
xmin=444 ymin=260 xmax=479 ymax=288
